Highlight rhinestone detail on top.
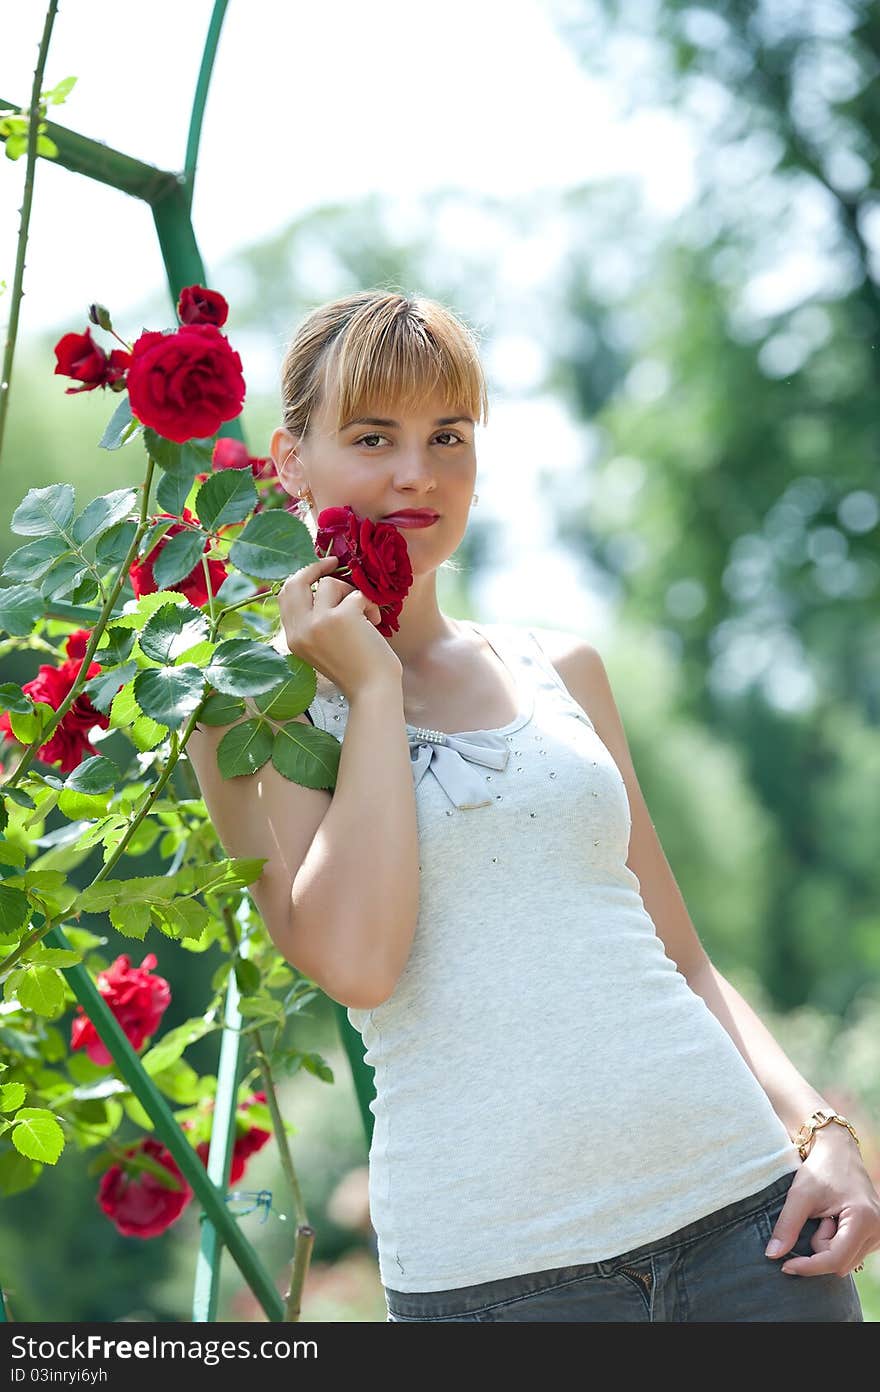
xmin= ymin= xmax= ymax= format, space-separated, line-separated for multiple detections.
xmin=410 ymin=727 xmax=448 ymax=744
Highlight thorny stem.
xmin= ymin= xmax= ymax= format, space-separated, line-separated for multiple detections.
xmin=0 ymin=0 xmax=59 ymax=466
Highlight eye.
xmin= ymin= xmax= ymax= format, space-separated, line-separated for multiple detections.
xmin=353 ymin=431 xmax=464 ymax=448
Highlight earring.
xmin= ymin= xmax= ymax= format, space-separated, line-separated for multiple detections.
xmin=293 ymin=487 xmax=313 ymax=519
xmin=472 ymin=493 xmax=479 ymax=506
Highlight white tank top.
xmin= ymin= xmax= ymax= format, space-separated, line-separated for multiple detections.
xmin=306 ymin=622 xmax=801 ymax=1293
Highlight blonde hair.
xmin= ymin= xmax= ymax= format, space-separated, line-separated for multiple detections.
xmin=280 ymin=288 xmax=490 ymax=442
xmin=271 ymin=290 xmax=490 ymax=671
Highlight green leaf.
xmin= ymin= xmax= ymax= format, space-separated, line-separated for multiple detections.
xmin=234 ymin=958 xmax=261 ymax=995
xmin=152 ymin=527 xmax=208 ymax=592
xmin=8 ymin=698 xmax=52 ymax=745
xmin=162 ymin=899 xmax=209 ymax=941
xmin=95 ymin=625 xmax=136 ymax=666
xmin=57 ymin=789 xmax=110 ymax=822
xmin=31 ymin=946 xmax=82 ymax=967
xmin=72 ymin=488 xmax=138 ymax=546
xmin=216 ymin=718 xmax=273 ymax=778
xmin=0 ymin=1081 xmax=26 ymax=1111
xmin=0 ymin=840 xmax=26 ymax=868
xmin=11 ymin=1108 xmax=65 ymax=1163
xmin=181 ymin=438 xmax=215 ymax=472
xmin=156 ymin=469 xmax=195 ymax=518
xmin=16 ymin=965 xmax=66 ymax=1017
xmin=0 ymin=884 xmax=30 ymax=937
xmin=3 ymin=783 xmax=37 ymax=809
xmin=0 ymin=1147 xmax=41 ymax=1195
xmin=11 ymin=483 xmax=75 ymax=537
xmin=0 ymin=683 xmax=33 ymax=716
xmin=228 ymin=510 xmax=317 ymax=580
xmin=0 ymin=584 xmax=44 ymax=636
xmin=139 ymin=603 xmax=209 ymax=665
xmin=1 ymin=535 xmax=70 ymax=582
xmin=254 ymin=660 xmax=316 ymax=721
xmin=133 ymin=664 xmax=205 ymax=730
xmin=142 ymin=428 xmax=183 ymax=473
xmin=140 ymin=1016 xmax=211 ymax=1076
xmin=151 ymin=1059 xmax=203 ymax=1104
xmin=44 ymin=76 xmax=77 ymax=104
xmin=40 ymin=558 xmax=89 ymax=600
xmin=99 ymin=395 xmax=134 ymax=450
xmin=205 ymin=638 xmax=289 ymax=697
xmin=95 ymin=518 xmax=138 ymax=568
xmin=300 ymin=1051 xmax=334 ymax=1083
xmin=196 ymin=692 xmax=245 ymax=726
xmin=121 ymin=1093 xmax=153 ymax=1130
xmin=63 ymin=755 xmax=121 ymax=794
xmin=271 ymin=721 xmax=340 ymax=789
xmin=83 ymin=661 xmax=137 ymax=714
xmin=195 ymin=468 xmax=257 ymax=531
xmin=237 ymin=995 xmax=284 ymax=1022
xmin=108 ymin=683 xmax=167 ymax=750
xmin=108 ymin=902 xmax=151 ymax=940
xmin=36 ymin=135 xmax=59 ymax=158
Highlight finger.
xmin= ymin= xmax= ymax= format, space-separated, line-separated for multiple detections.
xmin=781 ymin=1218 xmax=862 ymax=1277
xmin=279 ymin=556 xmax=339 ymax=619
xmin=780 ymin=1248 xmax=854 ymax=1277
xmin=764 ymin=1193 xmax=815 ymax=1258
xmin=811 ymin=1215 xmax=837 ymax=1253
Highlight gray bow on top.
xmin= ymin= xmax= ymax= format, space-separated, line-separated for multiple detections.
xmin=405 ymin=724 xmax=511 ymax=809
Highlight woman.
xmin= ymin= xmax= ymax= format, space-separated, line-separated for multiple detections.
xmin=187 ymin=290 xmax=878 ymax=1321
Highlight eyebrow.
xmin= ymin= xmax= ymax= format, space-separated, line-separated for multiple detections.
xmin=340 ymin=415 xmax=475 ymax=431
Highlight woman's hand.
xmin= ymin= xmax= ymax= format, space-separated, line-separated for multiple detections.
xmin=764 ymin=1126 xmax=880 ymax=1276
xmin=278 ymin=555 xmax=403 ymax=702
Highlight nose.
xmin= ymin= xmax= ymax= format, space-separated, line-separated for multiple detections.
xmin=391 ymin=450 xmax=438 ymax=494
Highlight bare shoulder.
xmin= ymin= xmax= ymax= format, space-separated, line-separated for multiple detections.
xmin=529 ymin=623 xmax=600 ymax=679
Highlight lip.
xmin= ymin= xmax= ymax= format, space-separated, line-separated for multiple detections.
xmin=381 ymin=511 xmax=440 ymax=528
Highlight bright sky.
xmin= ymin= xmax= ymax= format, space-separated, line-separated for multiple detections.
xmin=1 ymin=0 xmax=698 ymax=640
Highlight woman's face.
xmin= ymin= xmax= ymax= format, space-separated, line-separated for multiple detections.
xmin=270 ymin=383 xmax=478 ymax=572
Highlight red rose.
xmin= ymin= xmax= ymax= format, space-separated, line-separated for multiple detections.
xmin=54 ymin=328 xmax=130 ymax=395
xmin=177 ymin=284 xmax=229 ymax=328
xmin=98 ymin=1135 xmax=191 ymax=1238
xmin=126 ymin=323 xmax=245 ymax=444
xmin=129 ymin=507 xmax=228 ymax=607
xmin=70 ymin=951 xmax=171 ymax=1067
xmin=63 ymin=628 xmax=92 ymax=663
xmin=193 ymin=1091 xmax=272 ymax=1183
xmin=0 ymin=633 xmax=111 ymax=774
xmin=211 ymin=437 xmax=274 ymax=479
xmin=315 ymin=505 xmax=412 ymax=636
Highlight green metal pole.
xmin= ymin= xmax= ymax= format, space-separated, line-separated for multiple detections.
xmin=192 ymin=909 xmax=248 ymax=1322
xmin=184 ymin=0 xmax=230 ymax=213
xmin=331 ymin=1001 xmax=375 ymax=1149
xmin=47 ymin=922 xmax=285 ymax=1322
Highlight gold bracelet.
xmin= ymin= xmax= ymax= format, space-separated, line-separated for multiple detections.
xmin=792 ymin=1108 xmax=861 ymax=1161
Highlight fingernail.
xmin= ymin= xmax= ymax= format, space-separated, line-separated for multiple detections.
xmin=780 ymin=1264 xmax=794 ymax=1275
xmin=765 ymin=1240 xmax=782 ymax=1257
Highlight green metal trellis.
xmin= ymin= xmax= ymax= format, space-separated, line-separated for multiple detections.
xmin=0 ymin=0 xmax=375 ymax=1323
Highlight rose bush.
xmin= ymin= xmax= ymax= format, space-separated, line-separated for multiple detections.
xmin=0 ymin=286 xmax=391 ymax=1286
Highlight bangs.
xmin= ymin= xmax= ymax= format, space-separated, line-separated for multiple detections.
xmin=318 ymin=297 xmax=489 ymax=433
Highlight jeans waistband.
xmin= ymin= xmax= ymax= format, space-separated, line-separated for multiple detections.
xmin=385 ymin=1167 xmax=799 ymax=1315
xmin=601 ymin=1167 xmax=798 ymax=1267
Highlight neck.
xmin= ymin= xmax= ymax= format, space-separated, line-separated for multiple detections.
xmin=382 ymin=571 xmax=464 ymax=669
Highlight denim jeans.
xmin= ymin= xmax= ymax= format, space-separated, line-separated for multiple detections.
xmin=384 ymin=1170 xmax=864 ymax=1321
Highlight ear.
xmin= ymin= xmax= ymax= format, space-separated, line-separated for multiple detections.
xmin=270 ymin=426 xmax=304 ymax=494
